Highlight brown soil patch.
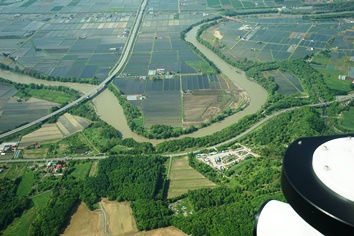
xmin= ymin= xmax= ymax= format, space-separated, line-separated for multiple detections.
xmin=183 ymin=93 xmax=219 ymax=124
xmin=132 ymin=226 xmax=187 ymax=236
xmin=62 ymin=200 xmax=186 ymax=236
xmin=101 ymin=199 xmax=138 ymax=236
xmin=61 ymin=202 xmax=103 ymax=236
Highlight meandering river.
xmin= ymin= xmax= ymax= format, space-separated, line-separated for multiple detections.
xmin=0 ymin=24 xmax=268 ymax=145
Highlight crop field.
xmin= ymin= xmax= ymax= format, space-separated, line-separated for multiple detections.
xmin=203 ymin=18 xmax=354 ymax=62
xmin=168 ymin=156 xmax=216 ymax=198
xmin=63 ymin=199 xmax=138 ymax=236
xmin=0 ymin=0 xmax=144 ymax=81
xmin=0 ymin=95 xmax=59 ymax=133
xmin=22 ymin=147 xmax=49 ymax=159
xmin=114 ymin=73 xmax=244 ymax=127
xmin=262 ymin=70 xmax=304 ymax=95
xmin=20 ymin=113 xmax=92 ymax=148
xmin=143 ymin=90 xmax=182 ymax=127
xmin=206 ymin=0 xmax=306 ymax=9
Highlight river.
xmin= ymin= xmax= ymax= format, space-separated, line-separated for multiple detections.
xmin=0 ymin=24 xmax=268 ymax=145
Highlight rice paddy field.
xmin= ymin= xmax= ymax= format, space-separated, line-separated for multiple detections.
xmin=114 ymin=73 xmax=243 ymax=126
xmin=0 ymin=0 xmax=142 ymax=80
xmin=262 ymin=70 xmax=304 ymax=95
xmin=0 ymin=83 xmax=59 ymax=133
xmin=202 ymin=18 xmax=354 ymax=62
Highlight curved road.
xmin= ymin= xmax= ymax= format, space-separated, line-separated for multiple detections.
xmin=0 ymin=0 xmax=147 ymax=140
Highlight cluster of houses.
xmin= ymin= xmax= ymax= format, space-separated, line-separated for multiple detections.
xmin=47 ymin=161 xmax=66 ymax=173
xmin=196 ymin=145 xmax=258 ymax=171
xmin=0 ymin=142 xmax=18 ymax=156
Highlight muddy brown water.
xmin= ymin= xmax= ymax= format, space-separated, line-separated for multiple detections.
xmin=0 ymin=25 xmax=267 ymax=145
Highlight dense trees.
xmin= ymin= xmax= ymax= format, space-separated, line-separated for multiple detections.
xmin=30 ymin=177 xmax=82 ymax=236
xmin=0 ymin=178 xmax=32 ymax=233
xmin=81 ymin=155 xmax=167 ymax=208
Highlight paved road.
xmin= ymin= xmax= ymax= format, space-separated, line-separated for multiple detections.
xmin=0 ymin=155 xmax=106 ymax=163
xmin=0 ymin=0 xmax=147 ymax=140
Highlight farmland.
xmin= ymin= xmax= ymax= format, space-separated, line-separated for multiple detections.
xmin=63 ymin=199 xmax=186 ymax=236
xmin=262 ymin=70 xmax=304 ymax=95
xmin=20 ymin=113 xmax=92 ymax=155
xmin=201 ymin=18 xmax=354 ymax=62
xmin=114 ymin=74 xmax=247 ymax=127
xmin=0 ymin=84 xmax=59 ymax=133
xmin=168 ymin=156 xmax=216 ymax=198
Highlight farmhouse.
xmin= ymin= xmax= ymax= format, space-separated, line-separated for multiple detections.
xmin=0 ymin=142 xmax=18 ymax=154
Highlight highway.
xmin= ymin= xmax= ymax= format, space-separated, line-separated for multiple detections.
xmin=0 ymin=0 xmax=147 ymax=140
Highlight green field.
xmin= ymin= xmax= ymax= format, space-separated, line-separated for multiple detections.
xmin=340 ymin=107 xmax=354 ymax=130
xmin=168 ymin=156 xmax=216 ymax=198
xmin=207 ymin=0 xmax=222 ymax=8
xmin=69 ymin=162 xmax=92 ymax=180
xmin=185 ymin=61 xmax=217 ymax=74
xmin=16 ymin=89 xmax=73 ymax=104
xmin=315 ymin=67 xmax=352 ymax=92
xmin=3 ymin=191 xmax=52 ymax=236
xmin=16 ymin=171 xmax=35 ymax=196
xmin=5 ymin=163 xmax=27 ymax=180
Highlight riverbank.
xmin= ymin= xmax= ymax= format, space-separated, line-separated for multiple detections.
xmin=0 ymin=23 xmax=267 ymax=144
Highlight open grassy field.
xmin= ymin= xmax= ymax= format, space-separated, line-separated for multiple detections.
xmin=314 ymin=66 xmax=352 ymax=92
xmin=69 ymin=162 xmax=92 ymax=180
xmin=16 ymin=89 xmax=73 ymax=104
xmin=340 ymin=107 xmax=354 ymax=131
xmin=89 ymin=161 xmax=99 ymax=177
xmin=3 ymin=191 xmax=52 ymax=236
xmin=16 ymin=171 xmax=35 ymax=196
xmin=168 ymin=157 xmax=216 ymax=198
xmin=5 ymin=163 xmax=27 ymax=180
xmin=0 ymin=164 xmax=12 ymax=179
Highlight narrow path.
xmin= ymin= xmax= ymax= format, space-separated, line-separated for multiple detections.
xmin=99 ymin=202 xmax=109 ymax=236
xmin=80 ymin=131 xmax=101 ymax=154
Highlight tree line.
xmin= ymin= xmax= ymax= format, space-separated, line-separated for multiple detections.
xmin=0 ymin=62 xmax=100 ymax=85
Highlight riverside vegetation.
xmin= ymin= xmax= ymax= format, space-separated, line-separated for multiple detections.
xmin=1 ymin=4 xmax=354 ymax=236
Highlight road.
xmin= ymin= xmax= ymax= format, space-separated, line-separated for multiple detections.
xmin=0 ymin=0 xmax=147 ymax=140
xmin=0 ymin=155 xmax=107 ymax=163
